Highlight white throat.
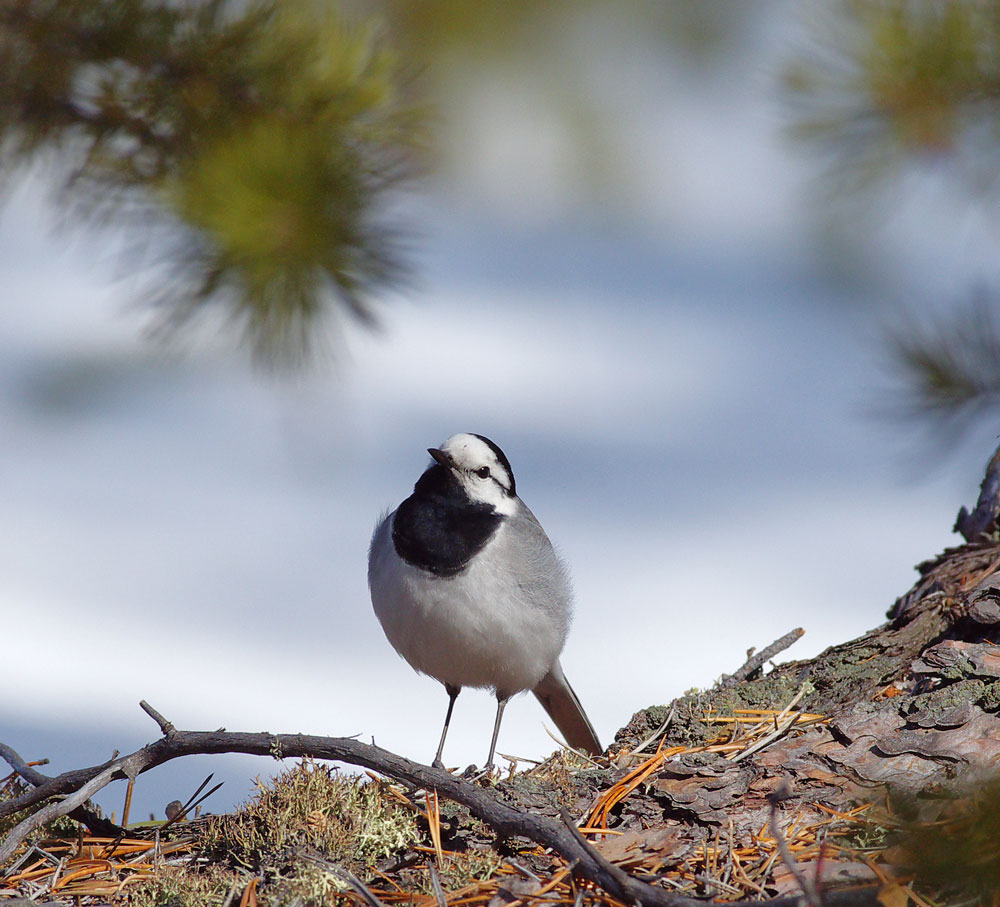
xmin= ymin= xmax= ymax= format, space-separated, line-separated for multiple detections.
xmin=439 ymin=433 xmax=518 ymax=516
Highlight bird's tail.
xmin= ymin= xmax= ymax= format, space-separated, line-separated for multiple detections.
xmin=532 ymin=660 xmax=602 ymax=756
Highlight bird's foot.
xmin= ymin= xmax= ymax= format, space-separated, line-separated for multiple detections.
xmin=460 ymin=764 xmax=496 ymax=784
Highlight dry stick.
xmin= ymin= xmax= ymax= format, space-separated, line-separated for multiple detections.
xmin=140 ymin=700 xmax=177 ymax=737
xmin=629 ymin=707 xmax=676 ymax=757
xmin=0 ymin=743 xmax=124 ymax=840
xmin=541 ymin=725 xmax=602 ymax=767
xmin=508 ymin=860 xmax=541 ymax=882
xmin=0 ymin=702 xmax=878 ymax=907
xmin=121 ymin=776 xmax=135 ymax=828
xmin=730 ymin=683 xmax=811 ymax=765
xmin=0 ymin=744 xmax=51 ymax=789
xmin=768 ymin=788 xmax=822 ymax=907
xmin=718 ymin=628 xmax=805 ymax=690
xmin=221 ymin=875 xmax=241 ymax=907
xmin=0 ymin=756 xmax=127 ymax=864
xmin=428 ymin=862 xmax=448 ymax=907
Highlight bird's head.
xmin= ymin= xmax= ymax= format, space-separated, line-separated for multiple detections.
xmin=428 ymin=433 xmax=517 ymax=513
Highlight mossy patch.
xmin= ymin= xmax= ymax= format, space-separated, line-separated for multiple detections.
xmin=981 ymin=680 xmax=1000 ymax=711
xmin=498 ymin=750 xmax=611 ymax=815
xmin=201 ymin=759 xmax=419 ymax=878
xmin=618 ymin=674 xmax=807 ymax=750
xmin=0 ymin=774 xmax=32 ymax=840
xmin=124 ymin=864 xmax=241 ymax=907
xmin=914 ymin=677 xmax=986 ymax=711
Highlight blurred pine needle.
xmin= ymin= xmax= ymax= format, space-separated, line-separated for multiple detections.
xmin=784 ymin=0 xmax=1000 ymax=202
xmin=885 ymin=292 xmax=1000 ymax=437
xmin=0 ymin=0 xmax=426 ymax=363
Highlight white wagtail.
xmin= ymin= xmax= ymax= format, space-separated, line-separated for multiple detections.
xmin=368 ymin=433 xmax=602 ymax=769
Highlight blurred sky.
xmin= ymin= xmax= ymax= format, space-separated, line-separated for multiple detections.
xmin=3 ymin=2 xmax=1000 ymax=823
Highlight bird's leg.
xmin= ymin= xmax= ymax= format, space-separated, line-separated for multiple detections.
xmin=433 ymin=684 xmax=460 ymax=768
xmin=485 ymin=694 xmax=510 ymax=771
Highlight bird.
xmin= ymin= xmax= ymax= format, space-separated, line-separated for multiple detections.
xmin=368 ymin=432 xmax=601 ymax=769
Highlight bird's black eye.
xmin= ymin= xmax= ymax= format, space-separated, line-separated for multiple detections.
xmin=476 ymin=466 xmax=491 ymax=479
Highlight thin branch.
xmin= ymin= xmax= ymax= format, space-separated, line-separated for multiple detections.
xmin=0 ymin=742 xmax=123 ymax=838
xmin=0 ymin=756 xmax=129 ymax=864
xmin=559 ymin=807 xmax=645 ymax=898
xmin=428 ymin=862 xmax=448 ymax=907
xmin=730 ymin=683 xmax=811 ymax=764
xmin=718 ymin=629 xmax=805 ymax=689
xmin=159 ymin=774 xmax=224 ymax=832
xmin=0 ymin=744 xmax=50 ymax=789
xmin=629 ymin=708 xmax=675 ymax=757
xmin=542 ymin=724 xmax=601 ymax=767
xmin=768 ymin=785 xmax=822 ymax=907
xmin=140 ymin=699 xmax=177 ymax=738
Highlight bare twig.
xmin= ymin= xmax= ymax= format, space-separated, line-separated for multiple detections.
xmin=221 ymin=875 xmax=241 ymax=907
xmin=508 ymin=860 xmax=541 ymax=882
xmin=159 ymin=773 xmax=223 ymax=832
xmin=768 ymin=784 xmax=822 ymax=907
xmin=140 ymin=700 xmax=177 ymax=738
xmin=542 ymin=724 xmax=601 ymax=767
xmin=0 ymin=745 xmax=50 ymax=789
xmin=718 ymin=629 xmax=805 ymax=689
xmin=0 ymin=757 xmax=126 ymax=864
xmin=559 ymin=807 xmax=636 ymax=896
xmin=629 ymin=708 xmax=676 ymax=756
xmin=730 ymin=683 xmax=812 ymax=764
xmin=428 ymin=862 xmax=448 ymax=907
xmin=0 ymin=743 xmax=123 ymax=838
xmin=121 ymin=776 xmax=135 ymax=828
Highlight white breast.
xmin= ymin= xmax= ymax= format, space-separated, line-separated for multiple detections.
xmin=367 ymin=508 xmax=571 ymax=698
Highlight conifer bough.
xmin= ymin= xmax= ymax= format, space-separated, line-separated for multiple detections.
xmin=0 ymin=0 xmax=423 ymax=360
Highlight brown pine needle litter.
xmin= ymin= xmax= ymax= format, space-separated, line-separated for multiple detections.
xmin=0 ymin=834 xmax=197 ymax=899
xmin=0 ymin=706 xmax=903 ymax=907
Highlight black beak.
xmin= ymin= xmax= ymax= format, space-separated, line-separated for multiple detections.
xmin=428 ymin=448 xmax=453 ymax=468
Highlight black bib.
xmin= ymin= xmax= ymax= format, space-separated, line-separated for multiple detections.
xmin=392 ymin=465 xmax=502 ymax=577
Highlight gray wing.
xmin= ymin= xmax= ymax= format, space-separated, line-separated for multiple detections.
xmin=367 ymin=508 xmax=395 ymax=587
xmin=498 ymin=500 xmax=573 ymax=635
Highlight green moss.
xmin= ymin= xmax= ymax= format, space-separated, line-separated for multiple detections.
xmin=124 ymin=865 xmax=240 ymax=907
xmin=920 ymin=677 xmax=986 ymax=710
xmin=980 ymin=681 xmax=1000 ymax=711
xmin=0 ymin=774 xmax=32 ymax=840
xmin=202 ymin=760 xmax=418 ymax=877
xmin=436 ymin=845 xmax=504 ymax=889
xmin=122 ymin=762 xmax=420 ymax=906
xmin=839 ymin=817 xmax=893 ymax=852
xmin=646 ymin=675 xmax=809 ymax=748
xmin=266 ymin=862 xmax=347 ymax=906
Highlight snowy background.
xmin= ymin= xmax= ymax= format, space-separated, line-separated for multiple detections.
xmin=2 ymin=4 xmax=998 ymax=823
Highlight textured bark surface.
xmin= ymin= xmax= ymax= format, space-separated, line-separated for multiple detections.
xmin=595 ymin=538 xmax=1000 ymax=863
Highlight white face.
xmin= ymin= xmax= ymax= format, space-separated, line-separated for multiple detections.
xmin=437 ymin=433 xmax=517 ymax=514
